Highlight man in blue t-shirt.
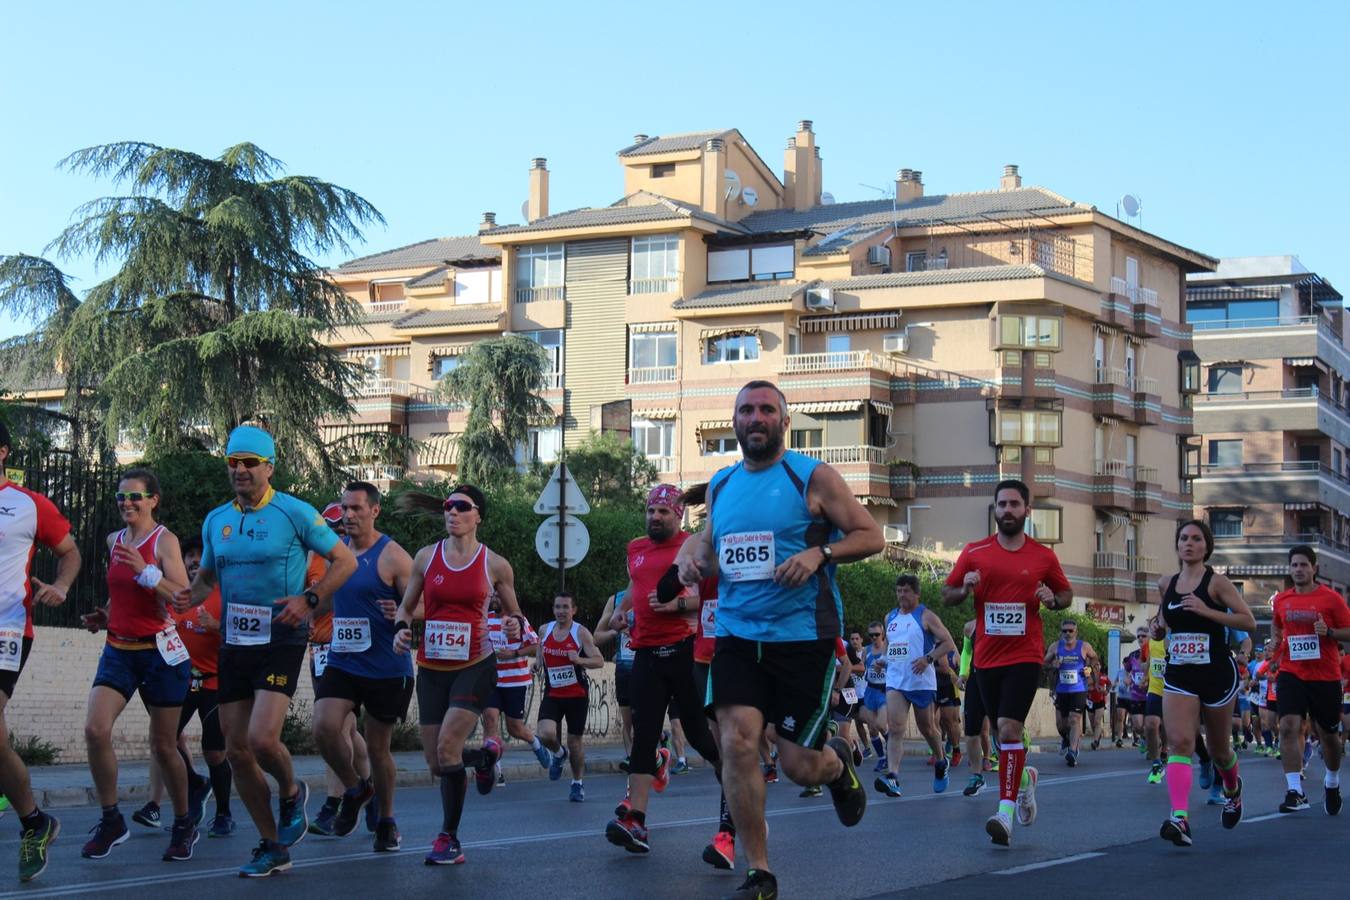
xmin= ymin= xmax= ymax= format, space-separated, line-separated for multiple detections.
xmin=177 ymin=426 xmax=356 ymax=877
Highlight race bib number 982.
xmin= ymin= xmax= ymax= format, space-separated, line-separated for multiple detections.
xmin=226 ymin=603 xmax=272 ymax=646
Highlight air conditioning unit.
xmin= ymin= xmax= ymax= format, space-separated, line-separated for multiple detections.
xmin=882 ymin=333 xmax=909 ymax=354
xmin=362 ymin=354 xmax=384 ymax=373
xmin=883 ymin=524 xmax=910 ymax=545
xmin=805 ymin=288 xmax=835 ymax=311
xmin=867 ymin=245 xmax=892 ymax=267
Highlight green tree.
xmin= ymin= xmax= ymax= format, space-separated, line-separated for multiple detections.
xmin=551 ymin=430 xmax=659 ymax=506
xmin=0 ymin=141 xmax=384 ymax=477
xmin=439 ymin=335 xmax=552 ymax=486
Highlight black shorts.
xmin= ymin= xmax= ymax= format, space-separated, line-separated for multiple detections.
xmin=1145 ymin=694 xmax=1164 ymax=719
xmin=317 ymin=665 xmax=415 ymax=724
xmin=974 ymin=663 xmax=1040 ymax=724
xmin=614 ymin=665 xmax=632 ymax=708
xmin=693 ymin=661 xmax=710 ymax=708
xmin=0 ymin=637 xmax=34 ymax=699
xmin=178 ymin=684 xmax=224 ymax=752
xmin=217 ymin=643 xmax=307 ymax=705
xmin=485 ymin=684 xmax=528 ymax=720
xmin=1276 ymin=672 xmax=1343 ymax=734
xmin=1054 ymin=691 xmax=1088 ymax=715
xmin=936 ymin=675 xmax=961 ymax=709
xmin=1164 ymin=656 xmax=1240 ymax=708
xmin=1119 ymin=697 xmax=1143 ymax=715
xmin=538 ymin=694 xmax=588 ymax=735
xmin=709 ymin=636 xmax=835 ymax=751
xmin=416 ymin=656 xmax=496 ymax=726
xmin=963 ymin=671 xmax=989 ymax=737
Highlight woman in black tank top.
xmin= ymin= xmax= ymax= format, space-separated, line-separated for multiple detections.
xmin=1153 ymin=520 xmax=1257 ymax=848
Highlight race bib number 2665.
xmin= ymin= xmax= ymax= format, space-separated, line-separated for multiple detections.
xmin=720 ymin=532 xmax=775 ymax=582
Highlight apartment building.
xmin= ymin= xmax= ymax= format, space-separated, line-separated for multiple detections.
xmin=1185 ymin=256 xmax=1349 ymax=608
xmin=328 ymin=120 xmax=1216 ymax=627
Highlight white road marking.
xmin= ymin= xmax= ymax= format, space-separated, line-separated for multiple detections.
xmin=993 ymin=852 xmax=1105 ymax=875
xmin=1242 ymin=812 xmax=1287 ymax=823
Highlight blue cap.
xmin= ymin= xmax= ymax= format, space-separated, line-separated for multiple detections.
xmin=225 ymin=425 xmax=276 ymax=461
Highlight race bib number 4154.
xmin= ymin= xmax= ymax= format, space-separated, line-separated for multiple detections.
xmin=719 ymin=532 xmax=775 ymax=582
xmin=423 ymin=620 xmax=471 ymax=661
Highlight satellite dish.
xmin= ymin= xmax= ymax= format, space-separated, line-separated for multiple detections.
xmin=723 ymin=169 xmax=742 ymax=202
xmin=742 ymin=186 xmax=759 ymax=207
xmin=821 ymin=192 xmax=836 ymax=206
xmin=1120 ymin=194 xmax=1141 ymax=218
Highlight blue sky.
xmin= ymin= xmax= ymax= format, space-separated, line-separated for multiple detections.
xmin=3 ymin=0 xmax=1347 ymax=339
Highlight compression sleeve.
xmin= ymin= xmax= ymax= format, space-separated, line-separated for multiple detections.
xmin=959 ymin=634 xmax=973 ymax=678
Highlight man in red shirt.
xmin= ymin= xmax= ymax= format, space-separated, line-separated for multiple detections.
xmin=942 ymin=479 xmax=1071 ymax=847
xmin=1270 ymin=544 xmax=1350 ymax=815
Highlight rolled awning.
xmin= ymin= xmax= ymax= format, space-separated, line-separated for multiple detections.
xmin=1285 ymin=357 xmax=1328 ymax=372
xmin=426 ymin=344 xmax=470 ymax=358
xmin=1284 ymin=502 xmax=1323 ymax=511
xmin=699 ymin=326 xmax=760 ymax=343
xmin=870 ymin=400 xmax=894 ymax=415
xmin=630 ymin=321 xmax=677 ymax=334
xmin=633 ymin=408 xmax=678 ymax=420
xmin=345 ymin=343 xmax=410 ymax=358
xmin=697 ymin=419 xmax=734 ymax=433
xmin=789 ymin=400 xmax=863 ymax=414
xmin=799 ymin=312 xmax=901 ymax=333
xmin=862 ymin=496 xmax=898 ymax=507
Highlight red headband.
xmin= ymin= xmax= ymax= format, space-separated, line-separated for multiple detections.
xmin=646 ymin=483 xmax=684 ymax=517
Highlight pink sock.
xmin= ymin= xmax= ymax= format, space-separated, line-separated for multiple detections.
xmin=1166 ymin=755 xmax=1193 ymax=817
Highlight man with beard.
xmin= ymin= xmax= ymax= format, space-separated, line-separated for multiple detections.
xmin=605 ymin=485 xmax=721 ymax=855
xmin=674 ymin=380 xmax=882 ymax=898
xmin=942 ymin=479 xmax=1072 ymax=847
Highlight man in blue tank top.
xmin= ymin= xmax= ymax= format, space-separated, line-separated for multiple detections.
xmin=310 ymin=482 xmax=413 ymax=853
xmin=1042 ymin=619 xmax=1099 ymax=767
xmin=676 ymin=380 xmax=884 ymax=899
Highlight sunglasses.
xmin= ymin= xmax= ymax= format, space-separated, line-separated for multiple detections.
xmin=227 ymin=456 xmax=268 ymax=469
xmin=115 ymin=491 xmax=151 ymax=503
xmin=1061 ymin=630 xmax=1076 ymax=635
xmin=869 ymin=632 xmax=883 ymax=638
xmin=444 ymin=499 xmax=478 ymax=513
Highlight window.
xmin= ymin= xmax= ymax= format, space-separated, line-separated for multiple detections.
xmin=1125 ymin=522 xmax=1138 ymax=560
xmin=998 ymin=315 xmax=1062 ymax=350
xmin=516 ymin=425 xmax=561 ymax=467
xmin=1334 ymin=448 xmax=1343 ymax=476
xmin=650 ymin=163 xmax=675 ymax=178
xmin=1180 ymin=351 xmax=1201 ymax=393
xmin=516 ymin=244 xmax=564 ymax=290
xmin=825 ymin=334 xmax=850 ymax=356
xmin=453 ymin=269 xmax=495 ymax=304
xmin=370 ymin=280 xmax=406 ymax=302
xmin=996 ymin=410 xmax=1062 ymax=447
xmin=1095 ymin=519 xmax=1106 ymax=553
xmin=751 ymin=245 xmax=793 ymax=280
xmin=790 ymin=429 xmax=823 ymax=450
xmin=631 ymin=235 xmax=679 ymax=292
xmin=630 ymin=330 xmax=676 ymax=370
xmin=704 ymin=332 xmax=760 ymax=364
xmin=1094 ymin=425 xmax=1105 ymax=463
xmin=1094 ymin=334 xmax=1106 ymax=376
xmin=1207 ymin=365 xmax=1243 ymax=394
xmin=1188 ymin=299 xmax=1280 ymax=329
xmin=703 ymin=436 xmax=739 ymax=455
xmin=632 ymin=418 xmax=674 ymax=459
xmin=708 ymin=245 xmax=794 ymax=282
xmin=786 ymin=329 xmax=801 ymax=356
xmin=431 ymin=356 xmax=460 ymax=380
xmin=905 ymin=251 xmax=927 ymax=273
xmin=867 ymin=404 xmax=891 ymax=448
xmin=1027 ymin=508 xmax=1063 ymax=543
xmin=1207 ymin=439 xmax=1242 ymax=467
xmin=523 ymin=329 xmax=563 ymax=385
xmin=1298 ymin=513 xmax=1322 ymax=536
xmin=1210 ymin=509 xmax=1243 ymax=538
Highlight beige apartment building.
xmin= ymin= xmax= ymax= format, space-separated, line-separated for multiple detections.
xmin=1185 ymin=256 xmax=1349 ymax=610
xmin=327 ymin=120 xmax=1216 ymax=629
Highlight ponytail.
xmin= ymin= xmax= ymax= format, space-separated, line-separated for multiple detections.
xmin=397 ymin=491 xmax=445 ymax=518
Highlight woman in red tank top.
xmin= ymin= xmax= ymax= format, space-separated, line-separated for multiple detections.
xmin=392 ymin=484 xmax=524 ymax=865
xmin=80 ymin=468 xmax=200 ymax=860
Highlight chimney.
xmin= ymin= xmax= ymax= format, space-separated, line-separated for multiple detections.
xmin=528 ymin=158 xmax=549 ymax=222
xmin=783 ymin=119 xmax=821 ymax=212
xmin=632 ymin=133 xmax=649 ymax=145
xmin=478 ymin=211 xmax=496 ymax=233
xmin=701 ymin=138 xmax=728 ymax=218
xmin=896 ymin=168 xmax=924 ymax=204
xmin=1000 ymin=164 xmax=1022 ymax=190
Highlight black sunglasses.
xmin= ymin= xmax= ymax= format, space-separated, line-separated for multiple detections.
xmin=115 ymin=491 xmax=151 ymax=503
xmin=868 ymin=632 xmax=883 ymax=638
xmin=444 ymin=499 xmax=478 ymax=513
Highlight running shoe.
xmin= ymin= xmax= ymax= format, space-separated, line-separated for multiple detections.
xmin=209 ymin=813 xmax=237 ymax=838
xmin=17 ymin=812 xmax=58 ymax=883
xmin=277 ymin=781 xmax=309 ymax=848
xmin=652 ymin=747 xmax=674 ymax=793
xmin=131 ymin=801 xmax=161 ymax=830
xmin=162 ymin=821 xmax=201 ymax=861
xmin=534 ymin=742 xmax=553 ymax=769
xmin=334 ymin=780 xmax=375 ymax=837
xmin=933 ymin=758 xmax=950 ymax=793
xmin=1198 ymin=764 xmax=1214 ymax=791
xmin=605 ymin=814 xmax=650 ymax=853
xmin=987 ymin=754 xmax=999 ymax=772
xmin=1222 ymin=778 xmax=1243 ymax=829
xmin=1015 ymin=766 xmax=1038 ymax=826
xmin=1090 ymin=737 xmax=1100 ymax=751
xmin=926 ymin=753 xmax=936 ymax=767
xmin=962 ymin=774 xmax=985 ymax=797
xmin=861 ymin=744 xmax=873 ymax=759
xmin=951 ymin=749 xmax=963 ymax=768
xmin=825 ymin=737 xmax=866 ymax=827
xmin=874 ymin=774 xmax=901 ymax=798
xmin=1327 ymin=786 xmax=1342 ymax=816
xmin=730 ymin=868 xmax=778 ymax=898
xmin=475 ymin=738 xmax=502 ymax=795
xmin=985 ymin=813 xmax=1012 ymax=847
xmin=0 ymin=795 xmax=9 ymax=814
xmin=872 ymin=757 xmax=889 ymax=773
xmin=672 ymin=759 xmax=691 ymax=776
xmin=308 ymin=798 xmax=338 ymax=836
xmin=365 ymin=797 xmax=378 ymax=832
xmin=570 ymin=782 xmax=585 ymax=802
xmin=615 ymin=793 xmax=632 ymax=819
xmin=1114 ymin=738 xmax=1123 ymax=748
xmin=187 ymin=774 xmax=210 ymax=828
xmin=798 ymin=785 xmax=822 ymax=798
xmin=851 ymin=743 xmax=862 ymax=767
xmin=549 ymin=746 xmax=569 ymax=782
xmin=1279 ymin=789 xmax=1310 ymax=813
xmin=618 ymin=755 xmax=630 ymax=773
xmin=424 ymin=831 xmax=464 ymax=865
xmin=1065 ymin=749 xmax=1078 ymax=768
xmin=1159 ymin=816 xmax=1192 ymax=847
xmin=81 ymin=814 xmax=129 ymax=859
xmin=496 ymin=768 xmax=506 ymax=788
xmin=1206 ymin=782 xmax=1224 ymax=806
xmin=1147 ymin=762 xmax=1164 ymax=784
xmin=373 ymin=819 xmax=402 ymax=852
xmin=762 ymin=765 xmax=779 ymax=784
xmin=239 ymin=839 xmax=291 ymax=877
xmin=703 ymin=829 xmax=735 ymax=870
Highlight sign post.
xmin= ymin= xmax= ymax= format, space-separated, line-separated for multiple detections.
xmin=535 ymin=462 xmax=591 ymax=588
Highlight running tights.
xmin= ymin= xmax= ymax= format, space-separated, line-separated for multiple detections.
xmin=628 ymin=642 xmax=718 ymax=777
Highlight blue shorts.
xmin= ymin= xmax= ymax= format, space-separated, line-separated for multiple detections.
xmin=863 ymin=685 xmax=887 ymax=713
xmin=486 ymin=684 xmax=528 ymax=720
xmin=1237 ymin=697 xmax=1250 ymax=713
xmin=889 ymin=688 xmax=937 ymax=709
xmin=93 ymin=643 xmax=191 ymax=708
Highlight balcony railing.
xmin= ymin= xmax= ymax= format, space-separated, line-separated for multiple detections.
xmin=1093 ymin=551 xmax=1127 ymax=569
xmin=1199 ymin=460 xmax=1350 ymax=484
xmin=628 ymin=366 xmax=677 ymax=384
xmin=794 ymin=445 xmax=889 ymax=465
xmin=1190 ymin=313 xmax=1341 ymax=338
xmin=629 ymin=277 xmax=679 ymax=295
xmin=1132 ymin=464 xmax=1158 ymax=483
xmin=1094 ymin=366 xmax=1157 ymax=394
xmin=781 ymin=350 xmax=906 ymax=376
xmin=1094 ymin=459 xmax=1128 ymax=478
xmin=354 ymin=377 xmax=421 ymax=398
xmin=1129 ymin=555 xmax=1157 ymax=573
xmin=1214 ymin=532 xmax=1350 ymax=552
xmin=648 ymin=456 xmax=675 ymax=473
xmin=368 ymin=300 xmax=407 ymax=314
xmin=515 ymin=285 xmax=564 ymax=303
xmin=347 ymin=464 xmax=406 ymax=482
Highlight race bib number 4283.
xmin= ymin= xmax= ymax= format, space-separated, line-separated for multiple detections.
xmin=719 ymin=532 xmax=775 ymax=582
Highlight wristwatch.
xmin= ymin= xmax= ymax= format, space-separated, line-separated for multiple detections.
xmin=304 ymin=589 xmax=320 ymax=610
xmin=820 ymin=545 xmax=833 ymax=564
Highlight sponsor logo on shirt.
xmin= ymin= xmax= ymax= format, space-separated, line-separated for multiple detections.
xmin=221 ymin=525 xmax=233 ymax=539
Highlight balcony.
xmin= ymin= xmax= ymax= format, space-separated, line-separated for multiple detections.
xmin=1192 ymin=314 xmax=1349 ymax=375
xmin=353 ymin=377 xmax=422 ymax=399
xmin=1211 ymin=533 xmax=1350 ymax=587
xmin=515 ymin=285 xmax=565 ymax=304
xmin=1195 ymin=460 xmax=1350 ymax=510
xmin=794 ymin=446 xmax=914 ymax=501
xmin=649 ymin=456 xmax=675 ymax=474
xmin=780 ymin=350 xmax=918 ymax=405
xmin=796 ymin=445 xmax=889 ymax=465
xmin=781 ymin=350 xmax=908 ymax=376
xmin=367 ymin=300 xmax=407 ymax=315
xmin=1193 ymin=388 xmax=1350 ymax=448
xmin=628 ymin=366 xmax=677 ymax=384
xmin=347 ymin=463 xmax=406 ymax=483
xmin=1132 ymin=464 xmax=1162 ymax=516
xmin=629 ymin=277 xmax=679 ymax=295
xmin=1093 ymin=367 xmax=1135 ymax=420
xmin=1092 ymin=552 xmax=1156 ymax=602
xmin=1093 ymin=459 xmax=1135 ymax=510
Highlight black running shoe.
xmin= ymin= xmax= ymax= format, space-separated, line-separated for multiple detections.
xmin=726 ymin=868 xmax=778 ymax=899
xmin=1326 ymin=786 xmax=1342 ymax=816
xmin=1279 ymin=789 xmax=1309 ymax=813
xmin=1159 ymin=816 xmax=1192 ymax=847
xmin=825 ymin=737 xmax=866 ymax=827
xmin=1221 ymin=777 xmax=1243 ymax=829
xmin=333 ymin=781 xmax=375 ymax=837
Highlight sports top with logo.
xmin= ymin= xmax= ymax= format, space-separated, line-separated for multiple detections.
xmin=884 ymin=604 xmax=937 ymax=692
xmin=0 ymin=481 xmax=72 ymax=639
xmin=327 ymin=534 xmax=410 ymax=680
xmin=539 ymin=620 xmax=587 ymax=699
xmin=106 ymin=525 xmax=173 ymax=639
xmin=945 ymin=534 xmax=1071 ymax=669
xmin=626 ymin=531 xmax=696 ymax=648
xmin=488 ymin=612 xmax=537 ymax=687
xmin=1160 ymin=567 xmax=1239 ymax=705
xmin=170 ymin=586 xmax=222 ymax=690
xmin=417 ymin=540 xmax=493 ymax=671
xmin=200 ymin=486 xmax=339 ymax=647
xmin=1271 ymin=584 xmax=1350 ymax=682
xmin=707 ymin=451 xmax=842 ymax=642
xmin=1055 ymin=638 xmax=1088 ymax=694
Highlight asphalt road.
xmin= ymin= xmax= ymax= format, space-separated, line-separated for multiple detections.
xmin=1 ymin=749 xmax=1345 ymax=898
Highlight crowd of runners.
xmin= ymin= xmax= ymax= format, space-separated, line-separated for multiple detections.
xmin=0 ymin=378 xmax=1346 ymax=898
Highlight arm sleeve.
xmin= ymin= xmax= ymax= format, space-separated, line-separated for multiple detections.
xmin=959 ymin=634 xmax=973 ymax=678
xmin=32 ymin=492 xmax=72 ymax=549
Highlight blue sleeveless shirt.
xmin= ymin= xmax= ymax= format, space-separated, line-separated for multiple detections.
xmin=327 ymin=534 xmax=412 ymax=680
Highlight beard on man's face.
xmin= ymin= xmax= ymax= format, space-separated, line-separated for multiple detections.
xmin=996 ymin=510 xmax=1026 ymax=537
xmin=736 ymin=420 xmax=784 ymax=462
